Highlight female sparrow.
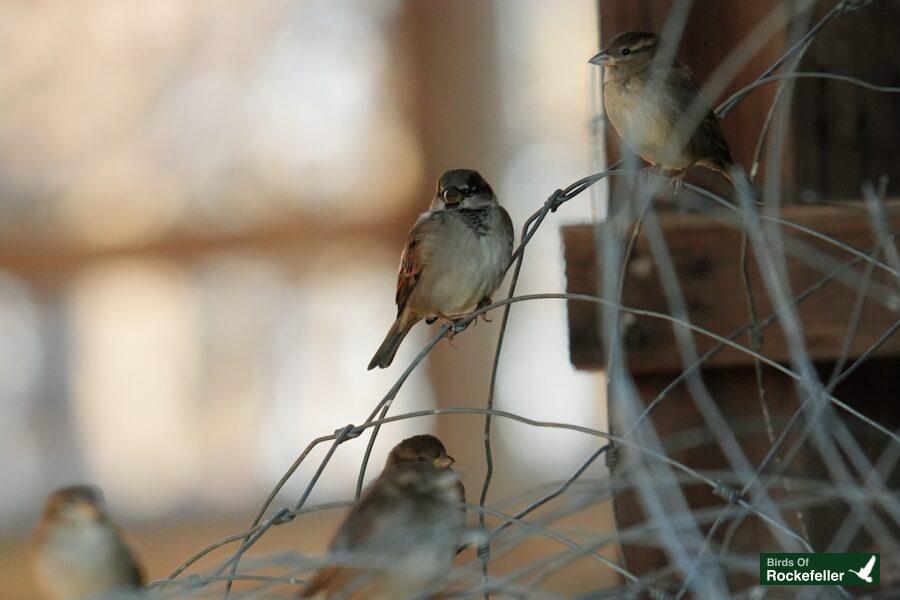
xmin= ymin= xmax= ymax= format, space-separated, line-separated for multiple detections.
xmin=300 ymin=435 xmax=465 ymax=599
xmin=33 ymin=485 xmax=144 ymax=600
xmin=368 ymin=169 xmax=514 ymax=370
xmin=590 ymin=31 xmax=754 ymax=196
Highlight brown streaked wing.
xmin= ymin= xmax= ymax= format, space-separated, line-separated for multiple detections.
xmin=678 ymin=70 xmax=733 ymax=169
xmin=395 ymin=213 xmax=439 ymax=314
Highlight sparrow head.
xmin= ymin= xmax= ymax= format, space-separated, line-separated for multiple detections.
xmin=386 ymin=434 xmax=455 ymax=471
xmin=589 ymin=31 xmax=659 ymax=74
xmin=434 ymin=169 xmax=495 ymax=210
xmin=40 ymin=485 xmax=107 ymax=527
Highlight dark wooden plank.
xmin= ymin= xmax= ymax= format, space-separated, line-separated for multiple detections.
xmin=792 ymin=1 xmax=900 ymax=199
xmin=610 ymin=366 xmax=810 ymax=595
xmin=563 ymin=203 xmax=900 ymax=374
xmin=609 ymin=358 xmax=900 ymax=595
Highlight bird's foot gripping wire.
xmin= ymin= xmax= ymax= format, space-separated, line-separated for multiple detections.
xmin=444 ymin=318 xmax=472 ymax=346
xmin=668 ymin=170 xmax=686 ymax=195
xmin=639 ymin=166 xmax=660 ymax=184
xmin=475 ymin=297 xmax=493 ymax=323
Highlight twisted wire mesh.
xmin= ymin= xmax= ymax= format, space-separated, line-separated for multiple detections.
xmin=145 ymin=1 xmax=900 ymax=597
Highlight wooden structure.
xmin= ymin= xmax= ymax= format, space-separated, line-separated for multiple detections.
xmin=563 ymin=205 xmax=900 ymax=595
xmin=563 ymin=0 xmax=900 ymax=595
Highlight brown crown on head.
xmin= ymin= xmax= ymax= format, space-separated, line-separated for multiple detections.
xmin=42 ymin=485 xmax=104 ymax=520
xmin=385 ymin=434 xmax=453 ymax=469
xmin=604 ymin=31 xmax=659 ymax=56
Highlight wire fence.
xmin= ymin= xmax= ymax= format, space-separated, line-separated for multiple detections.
xmin=144 ymin=0 xmax=900 ymax=597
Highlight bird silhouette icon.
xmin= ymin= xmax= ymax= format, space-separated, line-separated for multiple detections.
xmin=848 ymin=555 xmax=876 ymax=583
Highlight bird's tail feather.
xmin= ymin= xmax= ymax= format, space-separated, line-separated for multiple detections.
xmin=368 ymin=314 xmax=416 ymax=370
xmin=299 ymin=566 xmax=342 ymax=598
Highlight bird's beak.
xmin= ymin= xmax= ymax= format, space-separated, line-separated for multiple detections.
xmin=589 ymin=50 xmax=610 ymax=65
xmin=434 ymin=455 xmax=455 ymax=469
xmin=443 ymin=188 xmax=463 ymax=205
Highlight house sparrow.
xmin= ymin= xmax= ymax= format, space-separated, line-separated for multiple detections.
xmin=590 ymin=31 xmax=757 ymax=198
xmin=368 ymin=169 xmax=514 ymax=370
xmin=300 ymin=435 xmax=465 ymax=599
xmin=33 ymin=485 xmax=144 ymax=600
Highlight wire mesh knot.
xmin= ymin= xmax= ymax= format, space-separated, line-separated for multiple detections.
xmin=604 ymin=443 xmax=619 ymax=470
xmin=713 ymin=481 xmax=744 ymax=505
xmin=476 ymin=543 xmax=491 ymax=559
xmin=334 ymin=424 xmax=363 ymax=442
xmin=271 ymin=507 xmax=295 ymax=525
xmin=184 ymin=574 xmax=204 ymax=590
xmin=749 ymin=326 xmax=764 ymax=349
xmin=547 ymin=189 xmax=566 ymax=213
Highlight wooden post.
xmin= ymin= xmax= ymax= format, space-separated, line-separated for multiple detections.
xmin=562 ymin=203 xmax=900 ymax=594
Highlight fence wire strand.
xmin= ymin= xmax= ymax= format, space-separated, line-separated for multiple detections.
xmin=146 ymin=1 xmax=900 ymax=597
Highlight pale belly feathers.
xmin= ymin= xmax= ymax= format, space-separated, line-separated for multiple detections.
xmin=410 ymin=209 xmax=510 ymax=318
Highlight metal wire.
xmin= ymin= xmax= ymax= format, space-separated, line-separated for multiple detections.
xmin=147 ymin=1 xmax=900 ymax=597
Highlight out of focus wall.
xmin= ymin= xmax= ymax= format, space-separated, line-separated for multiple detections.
xmin=0 ymin=0 xmax=609 ymax=597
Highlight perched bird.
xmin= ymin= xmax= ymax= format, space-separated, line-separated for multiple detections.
xmin=368 ymin=169 xmax=514 ymax=370
xmin=300 ymin=435 xmax=465 ymax=599
xmin=590 ymin=31 xmax=756 ymax=198
xmin=33 ymin=485 xmax=144 ymax=600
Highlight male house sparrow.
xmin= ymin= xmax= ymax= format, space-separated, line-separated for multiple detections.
xmin=300 ymin=435 xmax=465 ymax=599
xmin=368 ymin=169 xmax=514 ymax=370
xmin=33 ymin=485 xmax=144 ymax=600
xmin=590 ymin=31 xmax=755 ymax=196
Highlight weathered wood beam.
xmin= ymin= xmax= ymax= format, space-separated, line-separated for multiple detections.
xmin=563 ymin=203 xmax=900 ymax=374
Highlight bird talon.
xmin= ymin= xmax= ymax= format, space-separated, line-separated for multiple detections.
xmin=639 ymin=166 xmax=658 ymax=182
xmin=669 ymin=172 xmax=686 ymax=195
xmin=451 ymin=319 xmax=470 ymax=335
xmin=476 ymin=297 xmax=493 ymax=322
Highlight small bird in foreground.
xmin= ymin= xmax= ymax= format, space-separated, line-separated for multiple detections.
xmin=300 ymin=435 xmax=465 ymax=599
xmin=33 ymin=485 xmax=144 ymax=600
xmin=368 ymin=169 xmax=514 ymax=370
xmin=590 ymin=31 xmax=758 ymax=199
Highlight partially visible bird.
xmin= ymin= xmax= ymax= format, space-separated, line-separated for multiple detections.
xmin=300 ymin=435 xmax=465 ymax=599
xmin=33 ymin=485 xmax=144 ymax=600
xmin=590 ymin=31 xmax=757 ymax=199
xmin=368 ymin=169 xmax=514 ymax=370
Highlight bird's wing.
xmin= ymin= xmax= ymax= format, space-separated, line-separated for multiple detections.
xmin=455 ymin=477 xmax=467 ymax=519
xmin=862 ymin=555 xmax=876 ymax=576
xmin=300 ymin=565 xmax=368 ymax=598
xmin=112 ymin=526 xmax=145 ymax=586
xmin=498 ymin=205 xmax=515 ymax=263
xmin=395 ymin=213 xmax=440 ymax=314
xmin=696 ymin=106 xmax=733 ymax=169
xmin=300 ymin=480 xmax=393 ymax=597
xmin=672 ymin=70 xmax=733 ymax=169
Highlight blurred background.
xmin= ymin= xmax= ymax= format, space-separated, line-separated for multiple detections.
xmin=0 ymin=0 xmax=609 ymax=597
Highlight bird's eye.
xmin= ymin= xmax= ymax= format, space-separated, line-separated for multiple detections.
xmin=621 ymin=48 xmax=631 ymax=56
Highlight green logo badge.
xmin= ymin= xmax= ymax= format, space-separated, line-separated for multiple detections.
xmin=760 ymin=553 xmax=879 ymax=586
